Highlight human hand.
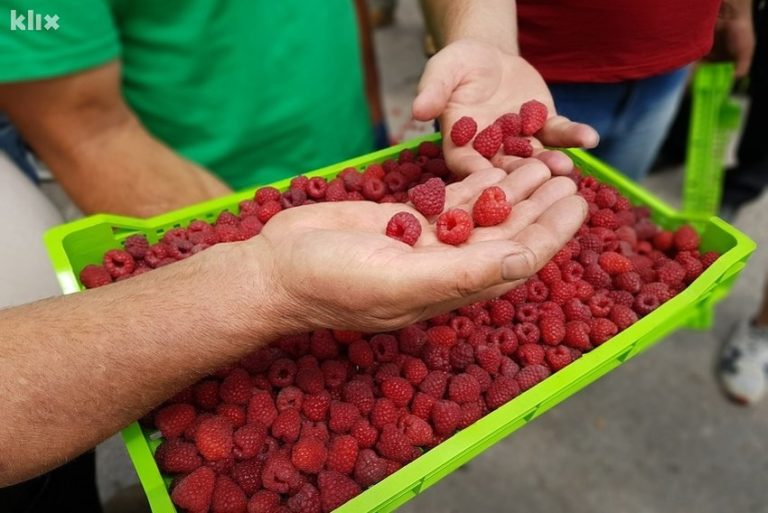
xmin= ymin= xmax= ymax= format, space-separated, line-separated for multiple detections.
xmin=249 ymin=163 xmax=586 ymax=334
xmin=412 ymin=39 xmax=599 ymax=177
xmin=709 ymin=3 xmax=755 ymax=78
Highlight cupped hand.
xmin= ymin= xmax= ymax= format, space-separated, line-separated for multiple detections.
xmin=412 ymin=39 xmax=599 ymax=177
xmin=251 ymin=163 xmax=586 ymax=334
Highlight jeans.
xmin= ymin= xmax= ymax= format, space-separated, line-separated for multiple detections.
xmin=549 ymin=66 xmax=690 ymax=181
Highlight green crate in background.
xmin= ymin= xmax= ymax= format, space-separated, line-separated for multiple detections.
xmin=44 ymin=134 xmax=755 ymax=513
xmin=684 ymin=63 xmax=742 ymax=220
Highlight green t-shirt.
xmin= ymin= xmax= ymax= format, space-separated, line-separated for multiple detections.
xmin=0 ymin=0 xmax=373 ymax=189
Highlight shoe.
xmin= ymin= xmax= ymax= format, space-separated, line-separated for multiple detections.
xmin=718 ymin=319 xmax=768 ymax=405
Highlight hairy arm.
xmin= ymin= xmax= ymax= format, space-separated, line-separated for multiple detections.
xmin=420 ymin=0 xmax=518 ymax=53
xmin=0 ymin=61 xmax=231 ymax=217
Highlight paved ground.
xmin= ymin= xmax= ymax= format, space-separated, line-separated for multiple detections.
xmin=94 ymin=1 xmax=768 ymax=512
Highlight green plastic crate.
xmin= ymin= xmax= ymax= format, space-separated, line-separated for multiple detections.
xmin=683 ymin=63 xmax=742 ymax=219
xmin=44 ymin=134 xmax=754 ymax=513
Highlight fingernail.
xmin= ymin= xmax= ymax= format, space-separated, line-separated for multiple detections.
xmin=501 ymin=251 xmax=533 ymax=281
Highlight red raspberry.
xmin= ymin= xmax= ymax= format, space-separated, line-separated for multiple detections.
xmin=411 ymin=392 xmax=437 ymax=420
xmin=564 ymin=320 xmax=591 ymax=350
xmin=211 ymin=475 xmax=247 ymax=513
xmin=426 ymin=325 xmax=458 ymax=348
xmin=516 ymin=364 xmax=551 ymax=391
xmin=641 ymin=282 xmax=672 ymax=302
xmin=526 ymin=280 xmax=550 ymax=302
xmin=302 ymin=391 xmax=331 ymax=422
xmin=343 ymin=380 xmax=375 ymax=415
xmin=329 ymin=402 xmax=361 ymax=434
xmin=609 ymin=304 xmax=638 ymax=330
xmin=424 ymin=157 xmax=449 ymax=177
xmin=653 ymin=230 xmax=674 ymax=252
xmin=301 ymin=420 xmax=330 ymax=444
xmin=674 ymin=224 xmax=700 ymax=251
xmin=495 ymin=112 xmax=522 ymax=137
xmin=514 ymin=322 xmax=540 ymax=345
xmin=351 ymin=420 xmax=378 ymax=449
xmin=450 ymin=116 xmax=478 ymax=146
xmin=374 ymin=362 xmax=402 ymax=384
xmin=247 ymin=390 xmax=278 ymax=426
xmin=537 ymin=261 xmax=561 ymax=285
xmin=255 ymin=186 xmax=281 ymax=205
xmin=195 ymin=416 xmax=234 ymax=461
xmin=701 ymin=251 xmax=719 ymax=268
xmin=306 ymin=176 xmax=328 ymax=200
xmin=591 ymin=208 xmax=619 ymax=229
xmin=615 ymin=271 xmax=642 ymax=293
xmin=155 ymin=439 xmax=202 ymax=474
xmin=327 ymin=434 xmax=360 ymax=474
xmin=549 ymin=281 xmax=576 ymax=305
xmin=268 ymin=358 xmax=297 ymax=388
xmin=545 ymin=345 xmax=573 ymax=372
xmin=418 ymin=140 xmax=442 ymax=158
xmin=247 ymin=491 xmax=281 ymax=513
xmin=436 ymin=208 xmax=474 ymax=245
xmin=539 ymin=316 xmax=566 ymax=346
xmin=431 ymin=400 xmax=461 ymax=435
xmin=333 ymin=330 xmax=363 ymax=344
xmin=371 ymin=398 xmax=400 ymax=429
xmin=291 ymin=439 xmax=327 ymax=474
xmin=607 ymin=290 xmax=634 ymax=308
xmin=398 ymin=325 xmax=427 ymax=356
xmin=397 ymin=162 xmax=421 ymax=183
xmin=472 ymin=186 xmax=511 ymax=227
xmin=408 ymin=177 xmax=446 ymax=216
xmin=155 ymin=403 xmax=196 ymax=439
xmin=287 ymin=483 xmax=321 ymax=513
xmin=485 ymin=375 xmax=521 ymax=409
xmin=295 ymin=365 xmax=325 ymax=395
xmin=256 ymin=200 xmax=282 ymax=224
xmin=262 ymin=455 xmax=302 ymax=494
xmin=171 ymin=466 xmax=215 ymax=513
xmin=393 ymin=414 xmax=431 ymax=448
xmin=318 ymin=470 xmax=362 ymax=511
xmin=475 ymin=342 xmax=502 ymax=373
xmin=503 ymin=136 xmax=533 ymax=157
xmin=383 ymin=171 xmax=408 ymax=193
xmin=79 ymin=264 xmax=113 ymax=289
xmin=502 ymin=284 xmax=528 ymax=304
xmin=491 ymin=327 xmax=519 ymax=356
xmin=676 ymin=252 xmax=704 ymax=283
xmin=354 ymin=449 xmax=388 ymax=488
xmin=418 ymin=370 xmax=449 ymax=399
xmin=370 ymin=334 xmax=399 ymax=363
xmin=448 ymin=373 xmax=481 ymax=403
xmin=595 ymin=187 xmax=618 ymax=209
xmin=487 ymin=299 xmax=514 ymax=326
xmin=657 ymin=261 xmax=685 ymax=286
xmin=451 ymin=316 xmax=477 ymax=338
xmin=422 ymin=342 xmax=450 ymax=371
xmin=233 ymin=423 xmax=267 ymax=459
xmin=589 ymin=318 xmax=618 ymax=345
xmin=402 ymin=356 xmax=429 ymax=385
xmin=515 ymin=303 xmax=540 ymax=323
xmin=276 ymin=386 xmax=304 ymax=412
xmin=219 ymin=368 xmax=252 ymax=405
xmin=359 ymin=176 xmax=385 ymax=201
xmin=633 ymin=292 xmax=660 ymax=316
xmin=473 ymin=123 xmax=503 ymax=158
xmin=272 ymin=408 xmax=301 ymax=443
xmin=455 ymin=399 xmax=483 ymax=429
xmin=583 ymin=264 xmax=611 ymax=289
xmin=520 ymin=99 xmax=548 ymax=135
xmin=309 ymin=331 xmax=339 ymax=361
xmin=540 ymin=301 xmax=565 ymax=320
xmin=216 ymin=404 xmax=246 ymax=428
xmin=588 ymin=294 xmax=614 ymax=318
xmin=516 ymin=344 xmax=545 ymax=366
xmin=598 ymin=251 xmax=633 ymax=275
xmin=563 ymin=299 xmax=591 ymax=322
xmin=122 ymin=234 xmax=149 ymax=260
xmin=385 ymin=211 xmax=422 ymax=246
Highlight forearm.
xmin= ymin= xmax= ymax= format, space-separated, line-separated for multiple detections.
xmin=419 ymin=0 xmax=518 ymax=53
xmin=0 ymin=242 xmax=275 ymax=486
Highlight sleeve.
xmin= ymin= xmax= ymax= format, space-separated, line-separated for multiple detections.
xmin=0 ymin=0 xmax=120 ymax=82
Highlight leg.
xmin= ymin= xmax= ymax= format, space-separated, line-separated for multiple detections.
xmin=549 ymin=81 xmax=627 ymax=145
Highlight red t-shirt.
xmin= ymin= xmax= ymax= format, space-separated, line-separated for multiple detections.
xmin=517 ymin=0 xmax=721 ymax=83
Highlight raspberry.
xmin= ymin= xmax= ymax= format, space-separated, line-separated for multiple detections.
xmin=376 ymin=424 xmax=418 ymax=464
xmin=211 ymin=475 xmax=247 ymax=513
xmin=448 ymin=343 xmax=475 ymax=371
xmin=370 ymin=334 xmax=399 ymax=363
xmin=343 ymin=380 xmax=375 ymax=415
xmin=674 ymin=224 xmax=700 ymax=251
xmin=485 ymin=375 xmax=521 ymax=409
xmin=231 ymin=458 xmax=263 ymax=495
xmin=563 ymin=299 xmax=590 ymax=322
xmin=418 ymin=371 xmax=449 ymax=399
xmin=653 ymin=230 xmax=674 ymax=252
xmin=614 ymin=271 xmax=641 ymax=293
xmin=431 ymin=399 xmax=461 ymax=435
xmin=281 ymin=188 xmax=308 ymax=208
xmin=502 ymin=285 xmax=528 ymax=304
xmin=641 ymin=282 xmax=673 ymax=302
xmin=155 ymin=403 xmax=196 ymax=439
xmin=473 ymin=123 xmax=503 ymax=158
xmin=609 ymin=304 xmax=638 ymax=330
xmin=436 ymin=208 xmax=474 ymax=245
xmin=247 ymin=390 xmax=278 ymax=426
xmin=318 ymin=471 xmax=361 ymax=512
xmin=595 ymin=187 xmax=618 ymax=209
xmin=171 ymin=466 xmax=215 ymax=513
xmin=287 ymin=483 xmax=321 ymax=513
xmin=255 ymin=186 xmax=281 ymax=205
xmin=539 ymin=316 xmax=566 ymax=346
xmin=589 ymin=318 xmax=618 ymax=345
xmin=426 ymin=325 xmax=458 ymax=348
xmin=537 ymin=261 xmax=561 ymax=285
xmin=216 ymin=404 xmax=246 ymax=428
xmin=256 ymin=200 xmax=283 ymax=224
xmin=516 ymin=343 xmax=545 ymax=366
xmin=598 ymin=251 xmax=633 ymax=275
xmin=408 ymin=177 xmax=446 ymax=216
xmin=701 ymin=251 xmax=719 ymax=268
xmin=633 ymin=292 xmax=660 ymax=316
xmin=301 ymin=420 xmax=330 ymax=444
xmin=276 ymin=386 xmax=304 ymax=412
xmin=583 ymin=264 xmax=611 ymax=289
xmin=79 ymin=264 xmax=113 ymax=289
xmin=491 ymin=327 xmax=519 ymax=356
xmin=591 ymin=208 xmax=619 ymax=229
xmin=516 ymin=364 xmax=551 ymax=391
xmin=262 ymin=455 xmax=302 ymax=494
xmin=351 ymin=419 xmax=378 ymax=449
xmin=402 ymin=356 xmax=429 ymax=385
xmin=545 ymin=345 xmax=573 ymax=371
xmin=564 ymin=320 xmax=591 ymax=350
xmin=219 ymin=368 xmax=252 ymax=405
xmin=657 ymin=261 xmax=685 ymax=286
xmin=450 ymin=116 xmax=478 ymax=146
xmin=385 ymin=211 xmax=422 ymax=246
xmin=424 ymin=157 xmax=449 ymax=177
xmin=588 ymin=294 xmax=614 ymax=318
xmin=295 ymin=365 xmax=325 ymax=395
xmin=418 ymin=140 xmax=442 ymax=158
xmin=526 ymin=280 xmax=549 ymax=302
xmin=448 ymin=373 xmax=481 ymax=403
xmin=231 ymin=423 xmax=266 ymax=460
xmin=195 ymin=416 xmax=234 ymax=461
xmin=472 ymin=186 xmax=511 ymax=227
xmin=354 ymin=449 xmax=388 ymax=488
xmin=515 ymin=303 xmax=540 ymax=323
xmin=291 ymin=439 xmax=327 ymax=474
xmin=411 ymin=392 xmax=437 ymax=420
xmin=371 ymin=398 xmax=400 ymax=429
xmin=495 ymin=112 xmax=522 ymax=137
xmin=374 ymin=362 xmax=402 ymax=384
xmin=451 ymin=316 xmax=476 ymax=338
xmin=514 ymin=322 xmax=540 ymax=345
xmin=421 ymin=342 xmax=450 ymax=371
xmin=520 ymin=99 xmax=548 ymax=135
xmin=248 ymin=490 xmax=280 ymax=513
xmin=676 ymin=253 xmax=704 ymax=283
xmin=327 ymin=434 xmax=359 ymax=474
xmin=329 ymin=401 xmax=361 ymax=434
xmin=392 ymin=414 xmax=431 ymax=448
xmin=475 ymin=343 xmax=502 ymax=374
xmin=397 ymin=325 xmax=426 ymax=356
xmin=272 ymin=409 xmax=301 ymax=443
xmin=549 ymin=281 xmax=576 ymax=304
xmin=155 ymin=439 xmax=202 ymax=474
xmin=503 ymin=136 xmax=533 ymax=157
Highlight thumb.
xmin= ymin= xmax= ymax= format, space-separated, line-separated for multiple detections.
xmin=537 ymin=115 xmax=600 ymax=149
xmin=412 ymin=51 xmax=462 ymax=121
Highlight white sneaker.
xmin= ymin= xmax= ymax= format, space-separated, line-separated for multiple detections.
xmin=718 ymin=319 xmax=768 ymax=405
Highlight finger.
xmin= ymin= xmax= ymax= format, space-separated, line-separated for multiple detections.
xmin=534 ymin=149 xmax=574 ymax=176
xmin=537 ymin=115 xmax=600 ymax=149
xmin=453 ymin=160 xmax=551 ymax=211
xmin=412 ymin=52 xmax=462 ymax=121
xmin=469 ymin=176 xmax=577 ymax=243
xmin=442 ymin=143 xmax=497 ymax=178
xmin=444 ymin=168 xmax=507 ymax=209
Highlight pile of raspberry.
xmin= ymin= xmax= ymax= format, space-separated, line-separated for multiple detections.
xmin=78 ymin=140 xmax=719 ymax=513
